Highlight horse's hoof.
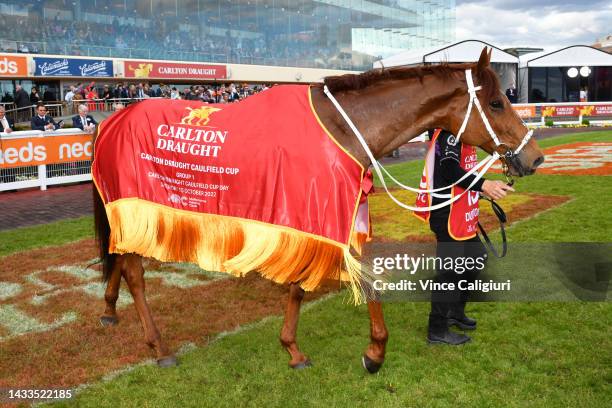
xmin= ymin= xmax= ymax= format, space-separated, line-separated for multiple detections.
xmin=290 ymin=359 xmax=312 ymax=370
xmin=99 ymin=315 xmax=118 ymax=326
xmin=157 ymin=356 xmax=178 ymax=368
xmin=362 ymin=354 xmax=383 ymax=374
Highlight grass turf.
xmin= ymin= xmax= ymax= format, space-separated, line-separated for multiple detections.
xmin=17 ymin=131 xmax=612 ymax=407
xmin=0 ymin=216 xmax=93 ymax=257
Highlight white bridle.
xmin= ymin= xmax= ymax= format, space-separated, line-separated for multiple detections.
xmin=323 ymin=69 xmax=534 ymax=212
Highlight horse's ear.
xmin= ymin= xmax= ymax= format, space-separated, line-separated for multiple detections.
xmin=476 ymin=47 xmax=490 ymax=73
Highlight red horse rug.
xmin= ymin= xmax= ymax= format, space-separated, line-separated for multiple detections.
xmin=93 ymin=85 xmax=371 ymax=301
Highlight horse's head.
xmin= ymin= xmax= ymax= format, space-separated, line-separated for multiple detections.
xmin=446 ymin=48 xmax=544 ymax=177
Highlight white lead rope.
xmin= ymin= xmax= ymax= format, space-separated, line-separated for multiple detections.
xmin=377 ymin=153 xmax=492 ymax=198
xmin=323 ymin=83 xmax=498 ymax=212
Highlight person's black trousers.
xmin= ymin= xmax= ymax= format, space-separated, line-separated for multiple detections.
xmin=428 ymin=214 xmax=487 ymax=334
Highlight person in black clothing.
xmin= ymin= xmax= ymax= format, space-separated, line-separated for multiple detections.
xmin=43 ymin=88 xmax=56 ymax=102
xmin=425 ymin=129 xmax=514 ymax=345
xmin=14 ymin=85 xmax=30 ymax=109
xmin=72 ymin=104 xmax=98 ymax=133
xmin=30 ymin=87 xmax=40 ymax=105
xmin=2 ymin=92 xmax=14 ymax=103
xmin=505 ymin=84 xmax=517 ymax=104
xmin=31 ymin=104 xmax=62 ymax=131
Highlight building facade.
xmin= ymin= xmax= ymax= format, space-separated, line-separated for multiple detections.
xmin=0 ymin=0 xmax=455 ymax=72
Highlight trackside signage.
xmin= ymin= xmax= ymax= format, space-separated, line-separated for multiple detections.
xmin=33 ymin=57 xmax=114 ymax=77
xmin=0 ymin=55 xmax=28 ymax=76
xmin=123 ymin=60 xmax=226 ymax=80
xmin=0 ymin=132 xmax=93 ymax=169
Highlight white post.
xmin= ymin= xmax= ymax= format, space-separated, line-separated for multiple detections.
xmin=38 ymin=164 xmax=47 ymax=191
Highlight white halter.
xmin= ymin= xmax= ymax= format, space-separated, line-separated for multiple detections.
xmin=323 ymin=69 xmax=534 ymax=212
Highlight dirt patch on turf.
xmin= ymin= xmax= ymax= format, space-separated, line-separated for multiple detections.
xmin=0 ymin=242 xmax=336 ymax=392
xmin=370 ymin=193 xmax=570 ymax=243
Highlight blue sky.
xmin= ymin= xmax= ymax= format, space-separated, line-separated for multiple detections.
xmin=455 ymin=0 xmax=612 ymax=50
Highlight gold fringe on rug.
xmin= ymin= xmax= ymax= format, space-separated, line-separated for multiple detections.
xmin=106 ymin=198 xmax=370 ymax=304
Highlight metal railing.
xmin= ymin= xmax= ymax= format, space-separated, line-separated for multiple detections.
xmin=4 ymin=97 xmax=151 ymax=125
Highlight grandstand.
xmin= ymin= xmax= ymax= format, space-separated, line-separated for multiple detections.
xmin=0 ymin=0 xmax=455 ymax=71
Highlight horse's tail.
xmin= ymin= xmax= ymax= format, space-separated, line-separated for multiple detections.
xmin=92 ymin=128 xmax=116 ymax=282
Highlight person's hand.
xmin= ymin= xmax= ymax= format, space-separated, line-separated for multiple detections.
xmin=4 ymin=128 xmax=11 ymax=133
xmin=482 ymin=180 xmax=515 ymax=200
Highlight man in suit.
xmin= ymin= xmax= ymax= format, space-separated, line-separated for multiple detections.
xmin=14 ymin=84 xmax=30 ymax=109
xmin=0 ymin=105 xmax=15 ymax=133
xmin=72 ymin=104 xmax=98 ymax=133
xmin=31 ymin=104 xmax=62 ymax=131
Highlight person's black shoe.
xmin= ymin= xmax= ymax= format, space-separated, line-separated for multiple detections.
xmin=448 ymin=315 xmax=477 ymax=330
xmin=427 ymin=330 xmax=471 ymax=345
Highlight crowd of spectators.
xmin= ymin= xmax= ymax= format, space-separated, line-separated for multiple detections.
xmin=58 ymin=82 xmax=269 ymax=106
xmin=0 ymin=7 xmax=359 ymax=70
xmin=104 ymin=82 xmax=270 ymax=104
xmin=1 ymin=81 xmax=269 ymax=107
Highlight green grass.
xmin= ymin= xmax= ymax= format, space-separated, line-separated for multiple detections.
xmin=50 ymin=297 xmax=611 ymax=408
xmin=0 ymin=216 xmax=93 ymax=257
xmin=18 ymin=131 xmax=612 ymax=407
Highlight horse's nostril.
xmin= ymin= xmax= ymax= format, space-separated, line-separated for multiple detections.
xmin=533 ymin=156 xmax=544 ymax=169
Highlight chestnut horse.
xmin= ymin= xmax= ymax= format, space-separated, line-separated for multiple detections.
xmin=93 ymin=48 xmax=544 ymax=372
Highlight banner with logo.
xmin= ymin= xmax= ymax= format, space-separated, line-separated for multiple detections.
xmin=541 ymin=105 xmax=579 ymax=117
xmin=123 ymin=61 xmax=226 ymax=80
xmin=579 ymin=105 xmax=612 ymax=116
xmin=541 ymin=104 xmax=612 ymax=117
xmin=0 ymin=55 xmax=28 ymax=77
xmin=0 ymin=132 xmax=93 ymax=169
xmin=512 ymin=105 xmax=536 ymax=119
xmin=33 ymin=57 xmax=114 ymax=77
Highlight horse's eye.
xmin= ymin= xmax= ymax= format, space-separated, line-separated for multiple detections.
xmin=490 ymin=100 xmax=504 ymax=110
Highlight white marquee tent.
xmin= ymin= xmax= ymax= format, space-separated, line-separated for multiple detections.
xmin=374 ymin=39 xmax=518 ymax=67
xmin=518 ymin=45 xmax=612 ymax=102
xmin=373 ymin=40 xmax=519 ymax=91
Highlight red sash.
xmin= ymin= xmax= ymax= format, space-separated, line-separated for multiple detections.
xmin=414 ymin=130 xmax=479 ymax=240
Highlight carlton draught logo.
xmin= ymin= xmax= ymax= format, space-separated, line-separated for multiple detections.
xmin=156 ymin=106 xmax=227 ymax=158
xmin=180 ymin=106 xmax=221 ymax=126
xmin=542 ymin=106 xmax=556 ymax=117
xmin=579 ymin=105 xmax=595 ymax=116
xmin=128 ymin=63 xmax=154 ymax=78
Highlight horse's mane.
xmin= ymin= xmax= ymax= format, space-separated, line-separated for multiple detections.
xmin=322 ymin=62 xmax=501 ymax=105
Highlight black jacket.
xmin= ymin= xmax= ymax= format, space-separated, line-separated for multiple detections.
xmin=430 ymin=130 xmax=485 ymax=220
xmin=0 ymin=116 xmax=14 ymax=132
xmin=14 ymin=89 xmax=31 ymax=108
xmin=72 ymin=114 xmax=98 ymax=130
xmin=31 ymin=114 xmax=60 ymax=131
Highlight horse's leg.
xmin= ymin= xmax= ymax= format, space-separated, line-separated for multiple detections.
xmin=121 ymin=254 xmax=177 ymax=367
xmin=280 ymin=283 xmax=311 ymax=369
xmin=362 ymin=300 xmax=388 ymax=374
xmin=99 ymin=260 xmax=122 ymax=326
